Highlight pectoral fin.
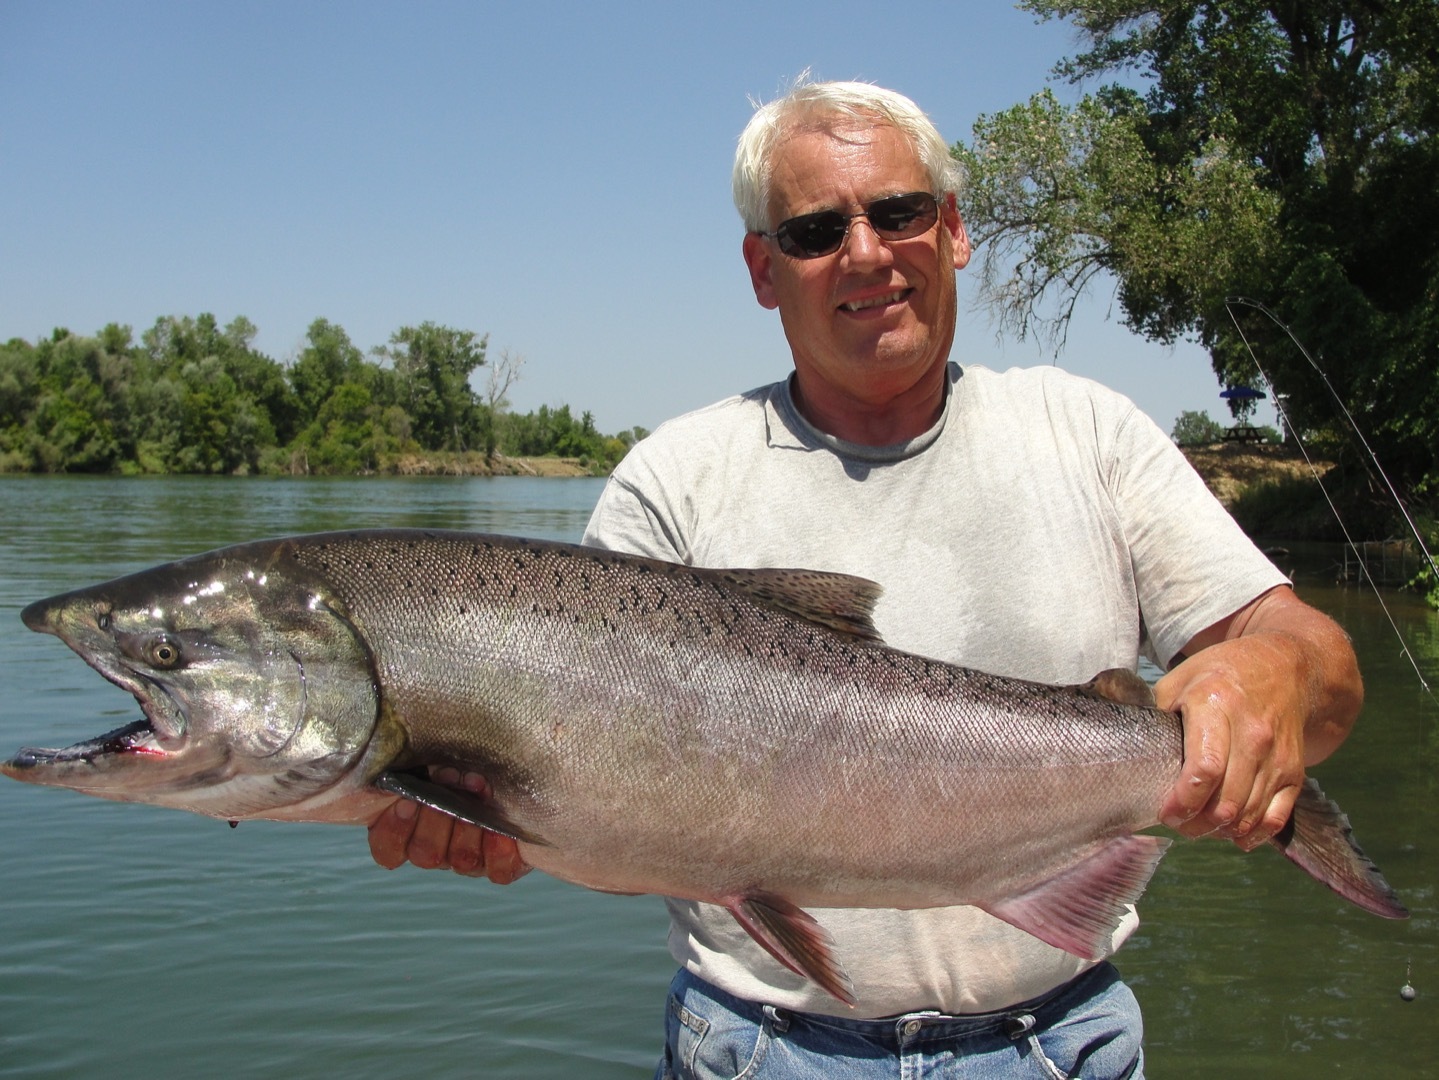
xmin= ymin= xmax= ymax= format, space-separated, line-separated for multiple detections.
xmin=375 ymin=770 xmax=551 ymax=847
xmin=980 ymin=834 xmax=1171 ymax=960
xmin=725 ymin=892 xmax=855 ymax=1007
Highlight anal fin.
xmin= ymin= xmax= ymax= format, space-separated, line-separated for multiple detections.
xmin=374 ymin=770 xmax=550 ymax=847
xmin=980 ymin=834 xmax=1171 ymax=960
xmin=725 ymin=893 xmax=855 ymax=1007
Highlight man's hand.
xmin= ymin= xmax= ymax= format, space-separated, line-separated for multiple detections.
xmin=1154 ymin=585 xmax=1362 ymax=852
xmin=367 ymin=768 xmax=530 ymax=884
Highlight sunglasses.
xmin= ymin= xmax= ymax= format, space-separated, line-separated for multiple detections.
xmin=759 ymin=191 xmax=941 ymax=259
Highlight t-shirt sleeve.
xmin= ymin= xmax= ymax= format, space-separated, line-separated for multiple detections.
xmin=1107 ymin=404 xmax=1288 ymax=668
xmin=582 ymin=449 xmax=690 ymax=562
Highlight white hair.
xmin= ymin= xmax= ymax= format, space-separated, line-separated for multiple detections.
xmin=732 ymin=78 xmax=964 ymax=233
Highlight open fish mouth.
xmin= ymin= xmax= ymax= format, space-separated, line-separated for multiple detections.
xmin=1 ymin=664 xmax=191 ymax=784
xmin=4 ymin=718 xmax=164 ymax=771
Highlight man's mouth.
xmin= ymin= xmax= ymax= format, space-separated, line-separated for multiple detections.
xmin=840 ymin=289 xmax=910 ymax=313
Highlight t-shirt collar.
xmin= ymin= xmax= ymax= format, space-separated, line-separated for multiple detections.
xmin=765 ymin=363 xmax=962 ymax=462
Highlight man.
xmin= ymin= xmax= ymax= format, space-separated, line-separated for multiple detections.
xmin=369 ymin=81 xmax=1362 ymax=1077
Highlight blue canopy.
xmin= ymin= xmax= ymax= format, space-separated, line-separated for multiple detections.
xmin=1220 ymin=386 xmax=1267 ymax=400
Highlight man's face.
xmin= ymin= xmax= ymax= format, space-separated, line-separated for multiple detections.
xmin=742 ymin=122 xmax=970 ymax=429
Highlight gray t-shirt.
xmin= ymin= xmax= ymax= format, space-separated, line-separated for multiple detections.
xmin=582 ymin=362 xmax=1286 ymax=1017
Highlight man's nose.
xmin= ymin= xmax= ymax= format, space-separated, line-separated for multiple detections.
xmin=841 ymin=217 xmax=891 ymax=267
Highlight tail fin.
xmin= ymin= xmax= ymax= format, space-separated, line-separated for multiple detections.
xmin=1270 ymin=777 xmax=1408 ymax=919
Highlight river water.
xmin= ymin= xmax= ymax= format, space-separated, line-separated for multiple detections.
xmin=0 ymin=475 xmax=1433 ymax=1078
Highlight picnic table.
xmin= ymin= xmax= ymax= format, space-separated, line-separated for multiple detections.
xmin=1222 ymin=425 xmax=1266 ymax=444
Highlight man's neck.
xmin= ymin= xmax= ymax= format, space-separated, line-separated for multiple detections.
xmin=790 ymin=365 xmax=948 ymax=446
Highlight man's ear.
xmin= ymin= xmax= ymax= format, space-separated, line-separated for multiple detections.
xmin=742 ymin=232 xmax=780 ymax=310
xmin=943 ymin=193 xmax=971 ymax=271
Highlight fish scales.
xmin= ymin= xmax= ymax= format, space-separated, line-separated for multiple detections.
xmin=282 ymin=533 xmax=1177 ymax=901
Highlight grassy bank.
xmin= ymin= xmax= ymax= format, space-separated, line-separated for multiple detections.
xmin=277 ymin=451 xmax=600 ymax=478
xmin=1180 ymin=443 xmax=1341 ymax=540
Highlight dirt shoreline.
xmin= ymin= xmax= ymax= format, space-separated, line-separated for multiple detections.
xmin=379 ymin=453 xmax=596 ymax=478
xmin=1179 ymin=442 xmax=1326 ymax=510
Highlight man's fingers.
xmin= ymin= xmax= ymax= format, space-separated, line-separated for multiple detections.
xmin=368 ymin=797 xmax=419 ymax=869
xmin=1160 ymin=697 xmax=1232 ymax=836
xmin=447 ymin=820 xmax=492 ymax=877
xmin=405 ymin=805 xmax=458 ymax=870
xmin=367 ymin=767 xmax=530 ymax=882
xmin=482 ymin=830 xmax=531 ymax=884
xmin=1233 ymin=785 xmax=1301 ymax=852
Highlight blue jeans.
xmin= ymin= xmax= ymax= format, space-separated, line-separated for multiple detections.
xmin=654 ymin=964 xmax=1144 ymax=1079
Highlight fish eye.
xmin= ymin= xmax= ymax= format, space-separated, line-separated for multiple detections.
xmin=97 ymin=611 xmax=112 ymax=631
xmin=145 ymin=636 xmax=184 ymax=669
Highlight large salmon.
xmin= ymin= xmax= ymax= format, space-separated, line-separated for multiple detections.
xmin=3 ymin=530 xmax=1406 ymax=1004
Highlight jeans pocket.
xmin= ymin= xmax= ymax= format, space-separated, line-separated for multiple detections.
xmin=665 ymin=984 xmax=773 ymax=1080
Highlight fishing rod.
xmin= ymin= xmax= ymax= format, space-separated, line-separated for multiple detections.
xmin=1224 ymin=296 xmax=1436 ymax=699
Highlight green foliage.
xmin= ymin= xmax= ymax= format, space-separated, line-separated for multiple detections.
xmin=0 ymin=314 xmax=639 ymax=477
xmin=1228 ymin=474 xmax=1344 ymax=540
xmin=1171 ymin=409 xmax=1225 ymax=446
xmin=374 ymin=322 xmax=488 ymax=453
xmin=957 ymin=0 xmax=1439 ymax=504
xmin=500 ymin=405 xmax=613 ymax=466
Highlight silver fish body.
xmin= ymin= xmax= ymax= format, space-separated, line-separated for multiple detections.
xmin=4 ymin=530 xmax=1407 ymax=1003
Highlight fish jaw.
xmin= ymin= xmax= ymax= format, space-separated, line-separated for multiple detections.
xmin=7 ymin=546 xmax=386 ymax=821
xmin=1 ymin=717 xmax=234 ymax=802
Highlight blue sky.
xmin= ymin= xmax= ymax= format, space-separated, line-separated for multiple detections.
xmin=1 ymin=1 xmax=1273 ymax=437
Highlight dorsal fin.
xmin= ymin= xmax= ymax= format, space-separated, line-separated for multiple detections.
xmin=715 ymin=567 xmax=883 ymax=641
xmin=1076 ymin=668 xmax=1156 ymax=708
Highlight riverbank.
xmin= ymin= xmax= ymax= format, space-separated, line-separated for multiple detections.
xmin=354 ymin=452 xmax=597 ymax=478
xmin=1179 ymin=442 xmax=1327 ymax=510
xmin=1178 ymin=441 xmax=1356 ymax=544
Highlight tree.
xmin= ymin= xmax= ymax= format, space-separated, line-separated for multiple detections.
xmin=289 ymin=318 xmax=366 ymax=426
xmin=136 ymin=314 xmax=289 ymax=473
xmin=482 ymin=347 xmax=526 ymax=461
xmin=955 ymin=1 xmax=1439 ymax=498
xmin=1172 ymin=409 xmax=1226 ymax=446
xmin=375 ymin=322 xmax=488 ymax=452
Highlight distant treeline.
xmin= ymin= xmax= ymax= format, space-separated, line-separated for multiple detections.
xmin=0 ymin=315 xmax=647 ymax=475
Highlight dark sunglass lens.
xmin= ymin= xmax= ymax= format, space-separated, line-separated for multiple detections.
xmin=779 ymin=210 xmax=848 ymax=258
xmin=869 ymin=194 xmax=937 ymax=237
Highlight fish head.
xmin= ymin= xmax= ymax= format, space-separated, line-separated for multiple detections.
xmin=4 ymin=544 xmax=382 ymax=820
